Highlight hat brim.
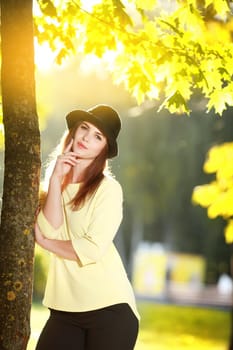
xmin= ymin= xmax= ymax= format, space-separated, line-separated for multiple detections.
xmin=66 ymin=110 xmax=118 ymax=158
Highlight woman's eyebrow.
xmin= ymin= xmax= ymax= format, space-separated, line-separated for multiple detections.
xmin=82 ymin=121 xmax=104 ymax=137
xmin=95 ymin=130 xmax=104 ymax=137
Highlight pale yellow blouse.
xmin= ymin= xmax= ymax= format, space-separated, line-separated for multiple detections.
xmin=37 ymin=176 xmax=140 ymax=319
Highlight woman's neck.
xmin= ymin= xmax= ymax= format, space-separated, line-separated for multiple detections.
xmin=71 ymin=158 xmax=92 ymax=183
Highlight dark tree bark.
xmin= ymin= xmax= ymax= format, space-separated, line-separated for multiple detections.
xmin=0 ymin=1 xmax=41 ymax=349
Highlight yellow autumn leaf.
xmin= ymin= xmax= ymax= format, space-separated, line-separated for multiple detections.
xmin=217 ymin=163 xmax=233 ymax=182
xmin=212 ymin=0 xmax=230 ymax=19
xmin=207 ymin=86 xmax=233 ymax=115
xmin=201 ymin=63 xmax=223 ymax=94
xmin=217 ymin=177 xmax=233 ymax=192
xmin=225 ymin=220 xmax=233 ymax=243
xmin=192 ymin=182 xmax=220 ymax=207
xmin=144 ymin=21 xmax=159 ymax=41
xmin=205 ymin=0 xmax=215 ymax=7
xmin=205 ymin=21 xmax=232 ymax=44
xmin=204 ymin=142 xmax=233 ymax=177
xmin=174 ymin=5 xmax=205 ymax=36
xmin=135 ymin=0 xmax=157 ymax=10
xmin=159 ymin=90 xmax=191 ymax=115
xmin=167 ymin=77 xmax=192 ymax=101
xmin=208 ymin=189 xmax=233 ymax=218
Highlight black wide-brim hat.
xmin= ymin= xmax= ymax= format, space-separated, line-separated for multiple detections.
xmin=65 ymin=104 xmax=121 ymax=158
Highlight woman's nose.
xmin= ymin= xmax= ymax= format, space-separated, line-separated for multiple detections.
xmin=82 ymin=131 xmax=89 ymax=141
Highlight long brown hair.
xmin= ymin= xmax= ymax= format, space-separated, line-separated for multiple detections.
xmin=61 ymin=121 xmax=109 ymax=210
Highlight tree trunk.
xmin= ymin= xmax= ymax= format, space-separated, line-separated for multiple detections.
xmin=0 ymin=1 xmax=41 ymax=349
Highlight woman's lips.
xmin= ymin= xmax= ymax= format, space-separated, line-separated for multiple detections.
xmin=77 ymin=142 xmax=88 ymax=149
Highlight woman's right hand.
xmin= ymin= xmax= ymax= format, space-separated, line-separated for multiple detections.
xmin=52 ymin=139 xmax=79 ymax=179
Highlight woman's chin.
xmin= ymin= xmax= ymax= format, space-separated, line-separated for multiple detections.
xmin=73 ymin=149 xmax=83 ymax=157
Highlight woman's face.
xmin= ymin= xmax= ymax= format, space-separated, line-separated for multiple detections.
xmin=72 ymin=121 xmax=107 ymax=160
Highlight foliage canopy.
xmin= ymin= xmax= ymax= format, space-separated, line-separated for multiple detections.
xmin=35 ymin=0 xmax=233 ymax=115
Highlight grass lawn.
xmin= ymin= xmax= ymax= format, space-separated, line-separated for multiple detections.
xmin=27 ymin=302 xmax=231 ymax=350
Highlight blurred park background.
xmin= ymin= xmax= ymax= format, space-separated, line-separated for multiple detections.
xmin=22 ymin=47 xmax=232 ymax=348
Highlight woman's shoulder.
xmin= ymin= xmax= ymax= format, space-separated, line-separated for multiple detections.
xmin=102 ymin=174 xmax=121 ymax=187
xmin=88 ymin=175 xmax=123 ymax=205
xmin=98 ymin=175 xmax=123 ymax=195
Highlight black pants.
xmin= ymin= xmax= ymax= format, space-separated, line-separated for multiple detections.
xmin=35 ymin=303 xmax=139 ymax=350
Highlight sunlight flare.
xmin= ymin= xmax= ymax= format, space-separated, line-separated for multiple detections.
xmin=34 ymin=41 xmax=57 ymax=71
xmin=80 ymin=0 xmax=102 ymax=12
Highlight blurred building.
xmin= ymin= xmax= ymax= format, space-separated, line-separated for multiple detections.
xmin=132 ymin=241 xmax=233 ymax=306
xmin=132 ymin=241 xmax=205 ymax=299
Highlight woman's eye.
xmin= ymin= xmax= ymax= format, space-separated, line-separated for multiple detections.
xmin=95 ymin=135 xmax=102 ymax=141
xmin=80 ymin=124 xmax=88 ymax=130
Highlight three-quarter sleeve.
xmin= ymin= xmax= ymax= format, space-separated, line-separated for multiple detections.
xmin=37 ymin=210 xmax=65 ymax=239
xmin=71 ymin=180 xmax=123 ymax=266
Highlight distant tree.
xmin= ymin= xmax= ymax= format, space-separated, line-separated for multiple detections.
xmin=115 ymin=108 xmax=231 ymax=278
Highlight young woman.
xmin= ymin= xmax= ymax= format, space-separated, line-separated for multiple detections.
xmin=34 ymin=104 xmax=140 ymax=350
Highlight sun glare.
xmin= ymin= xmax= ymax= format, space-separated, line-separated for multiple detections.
xmin=34 ymin=41 xmax=57 ymax=71
xmin=80 ymin=0 xmax=102 ymax=12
